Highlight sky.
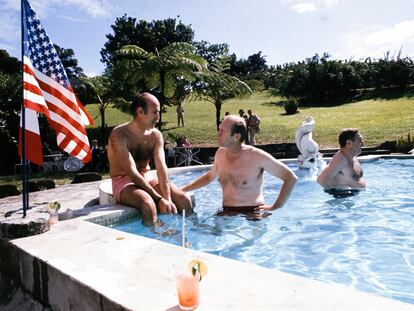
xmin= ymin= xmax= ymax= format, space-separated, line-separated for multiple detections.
xmin=1 ymin=0 xmax=414 ymax=77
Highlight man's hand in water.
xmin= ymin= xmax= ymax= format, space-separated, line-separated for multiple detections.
xmin=253 ymin=206 xmax=273 ymax=219
xmin=255 ymin=205 xmax=278 ymax=212
xmin=158 ymin=198 xmax=177 ymax=214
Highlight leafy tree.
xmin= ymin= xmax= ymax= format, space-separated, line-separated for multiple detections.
xmin=101 ymin=16 xmax=195 ymax=68
xmin=78 ymin=76 xmax=112 ymax=144
xmin=228 ymin=53 xmax=249 ymax=78
xmin=0 ymin=51 xmax=21 ymax=173
xmin=194 ymin=57 xmax=252 ymax=129
xmin=113 ymin=42 xmax=207 ymax=130
xmin=229 ymin=51 xmax=268 ymax=82
xmin=0 ymin=49 xmax=20 ymax=74
xmin=53 ymin=44 xmax=85 ymax=81
xmin=247 ymin=51 xmax=268 ymax=75
xmin=194 ymin=41 xmax=230 ymax=64
xmin=372 ymin=52 xmax=414 ymax=88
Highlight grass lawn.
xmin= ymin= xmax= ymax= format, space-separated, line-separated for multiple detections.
xmin=2 ymin=89 xmax=412 ymax=189
xmin=87 ymin=90 xmax=414 ymax=148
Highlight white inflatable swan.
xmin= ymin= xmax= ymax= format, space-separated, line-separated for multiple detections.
xmin=295 ymin=116 xmax=325 ymax=169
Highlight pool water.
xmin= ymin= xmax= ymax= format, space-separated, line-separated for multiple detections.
xmin=113 ymin=158 xmax=414 ymax=304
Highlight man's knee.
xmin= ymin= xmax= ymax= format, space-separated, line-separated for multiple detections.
xmin=175 ymin=192 xmax=193 ymax=214
xmin=121 ymin=189 xmax=155 ymax=209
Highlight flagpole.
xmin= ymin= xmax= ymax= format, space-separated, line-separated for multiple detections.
xmin=21 ymin=0 xmax=29 ymax=217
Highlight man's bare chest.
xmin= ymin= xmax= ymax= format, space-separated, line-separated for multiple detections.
xmin=218 ymin=158 xmax=262 ymax=187
xmin=128 ymin=135 xmax=154 ymax=162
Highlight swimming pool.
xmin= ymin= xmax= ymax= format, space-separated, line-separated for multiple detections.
xmin=113 ymin=158 xmax=414 ymax=305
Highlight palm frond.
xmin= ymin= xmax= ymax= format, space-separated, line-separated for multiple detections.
xmin=116 ymin=45 xmax=151 ymax=60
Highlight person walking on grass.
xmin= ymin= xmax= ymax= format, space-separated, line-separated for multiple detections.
xmin=177 ymin=104 xmax=185 ymax=127
xmin=247 ymin=109 xmax=261 ymax=145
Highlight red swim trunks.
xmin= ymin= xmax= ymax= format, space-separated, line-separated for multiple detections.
xmin=111 ymin=170 xmax=158 ymax=203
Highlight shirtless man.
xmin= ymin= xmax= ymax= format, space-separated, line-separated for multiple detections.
xmin=317 ymin=128 xmax=366 ymax=190
xmin=182 ymin=115 xmax=297 ymax=214
xmin=107 ymin=93 xmax=192 ymax=226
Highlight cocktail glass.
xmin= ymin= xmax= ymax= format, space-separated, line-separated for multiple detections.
xmin=48 ymin=208 xmax=59 ymax=225
xmin=175 ymin=267 xmax=200 ymax=310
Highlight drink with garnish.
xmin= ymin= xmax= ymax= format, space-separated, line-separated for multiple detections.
xmin=175 ymin=259 xmax=207 ymax=310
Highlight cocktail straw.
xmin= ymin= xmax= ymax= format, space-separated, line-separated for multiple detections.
xmin=182 ymin=208 xmax=186 ymax=248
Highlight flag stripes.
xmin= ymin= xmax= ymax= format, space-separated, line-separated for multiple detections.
xmin=21 ymin=0 xmax=93 ymax=164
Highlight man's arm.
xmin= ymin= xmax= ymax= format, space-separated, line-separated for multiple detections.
xmin=153 ymin=130 xmax=171 ymax=200
xmin=316 ymin=154 xmax=344 ymax=189
xmin=181 ymin=149 xmax=220 ymax=192
xmin=259 ymin=151 xmax=298 ymax=210
xmin=153 ymin=130 xmax=177 ymax=214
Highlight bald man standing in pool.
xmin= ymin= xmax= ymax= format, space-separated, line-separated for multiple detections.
xmin=182 ymin=115 xmax=298 ymax=214
xmin=108 ymin=93 xmax=192 ymax=226
xmin=317 ymin=128 xmax=366 ymax=191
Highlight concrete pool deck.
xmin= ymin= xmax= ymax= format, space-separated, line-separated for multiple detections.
xmin=1 ymin=155 xmax=414 ymax=310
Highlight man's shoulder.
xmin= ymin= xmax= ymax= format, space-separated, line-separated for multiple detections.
xmin=150 ymin=127 xmax=162 ymax=137
xmin=110 ymin=122 xmax=129 ymax=139
xmin=112 ymin=122 xmax=129 ymax=133
xmin=215 ymin=147 xmax=226 ymax=155
xmin=329 ymin=150 xmax=348 ymax=166
xmin=243 ymin=144 xmax=264 ymax=154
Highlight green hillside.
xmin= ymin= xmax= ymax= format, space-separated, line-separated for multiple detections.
xmin=86 ymin=90 xmax=414 ymax=148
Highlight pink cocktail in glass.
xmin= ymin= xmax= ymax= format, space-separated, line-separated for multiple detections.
xmin=175 ymin=271 xmax=200 ymax=310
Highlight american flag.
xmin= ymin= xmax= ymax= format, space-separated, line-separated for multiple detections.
xmin=20 ymin=0 xmax=93 ymax=165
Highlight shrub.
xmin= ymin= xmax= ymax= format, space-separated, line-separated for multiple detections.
xmin=396 ymin=132 xmax=414 ymax=153
xmin=283 ymin=97 xmax=299 ymax=115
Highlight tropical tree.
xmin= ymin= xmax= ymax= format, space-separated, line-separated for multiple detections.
xmin=113 ymin=42 xmax=207 ymax=130
xmin=194 ymin=57 xmax=252 ymax=129
xmin=194 ymin=40 xmax=230 ymax=64
xmin=53 ymin=44 xmax=85 ymax=81
xmin=77 ymin=76 xmax=112 ymax=144
xmin=101 ymin=16 xmax=195 ymax=68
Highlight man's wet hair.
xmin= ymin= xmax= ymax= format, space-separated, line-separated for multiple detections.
xmin=338 ymin=128 xmax=360 ymax=148
xmin=131 ymin=93 xmax=151 ymax=116
xmin=230 ymin=119 xmax=247 ymax=143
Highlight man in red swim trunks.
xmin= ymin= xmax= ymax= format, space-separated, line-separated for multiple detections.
xmin=107 ymin=93 xmax=192 ymax=226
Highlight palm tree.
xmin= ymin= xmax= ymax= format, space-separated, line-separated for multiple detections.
xmin=194 ymin=57 xmax=252 ymax=129
xmin=78 ymin=76 xmax=112 ymax=144
xmin=113 ymin=42 xmax=207 ymax=130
